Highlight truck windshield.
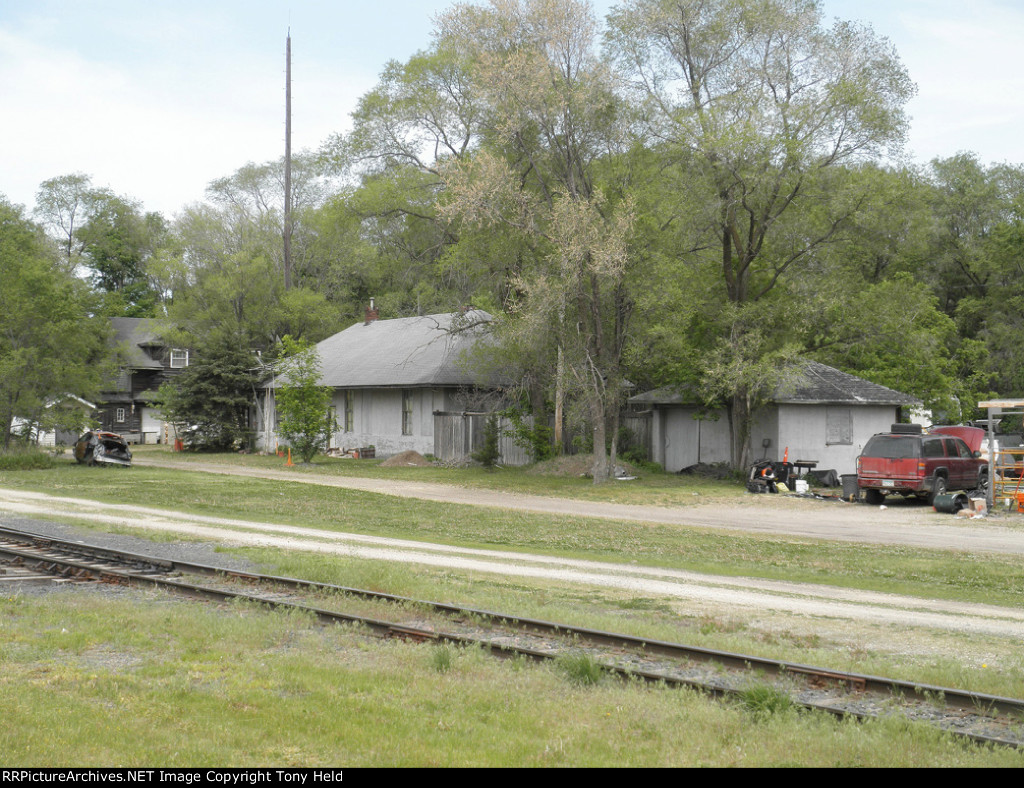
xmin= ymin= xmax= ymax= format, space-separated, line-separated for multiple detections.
xmin=862 ymin=436 xmax=919 ymax=459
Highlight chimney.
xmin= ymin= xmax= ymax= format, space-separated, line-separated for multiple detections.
xmin=364 ymin=297 xmax=379 ymax=325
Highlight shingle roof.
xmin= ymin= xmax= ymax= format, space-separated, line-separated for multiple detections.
xmin=270 ymin=311 xmax=493 ymax=389
xmin=110 ymin=317 xmax=164 ymax=370
xmin=630 ymin=361 xmax=921 ymax=407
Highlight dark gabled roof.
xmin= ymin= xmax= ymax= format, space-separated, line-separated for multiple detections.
xmin=630 ymin=361 xmax=921 ymax=408
xmin=110 ymin=317 xmax=165 ymax=370
xmin=269 ymin=311 xmax=493 ymax=389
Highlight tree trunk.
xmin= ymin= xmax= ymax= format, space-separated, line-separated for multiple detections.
xmin=729 ymin=390 xmax=753 ymax=472
xmin=590 ymin=393 xmax=609 ymax=484
xmin=554 ymin=345 xmax=565 ymax=454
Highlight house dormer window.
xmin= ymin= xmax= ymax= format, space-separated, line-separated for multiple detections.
xmin=170 ymin=349 xmax=189 ymax=368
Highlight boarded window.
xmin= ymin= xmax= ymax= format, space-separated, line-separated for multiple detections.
xmin=826 ymin=408 xmax=852 ymax=445
xmin=344 ymin=390 xmax=354 ymax=432
xmin=402 ymin=391 xmax=413 ymax=436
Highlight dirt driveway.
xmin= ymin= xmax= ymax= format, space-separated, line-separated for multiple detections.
xmin=130 ymin=457 xmax=1024 ymax=556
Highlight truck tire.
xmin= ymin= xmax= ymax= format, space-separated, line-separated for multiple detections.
xmin=928 ymin=475 xmax=947 ymax=506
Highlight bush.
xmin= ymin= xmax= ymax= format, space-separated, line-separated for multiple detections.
xmin=0 ymin=449 xmax=57 ymax=471
xmin=472 ymin=415 xmax=501 ymax=469
xmin=505 ymin=410 xmax=555 ymax=463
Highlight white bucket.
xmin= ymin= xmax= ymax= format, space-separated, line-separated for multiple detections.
xmin=794 ymin=479 xmax=809 ymax=494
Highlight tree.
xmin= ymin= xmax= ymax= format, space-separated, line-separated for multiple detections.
xmin=0 ymin=200 xmax=109 ymax=449
xmin=206 ymin=154 xmax=339 ymax=293
xmin=76 ymin=192 xmax=167 ymax=317
xmin=154 ymin=336 xmax=258 ymax=451
xmin=274 ymin=336 xmax=335 ymax=463
xmin=606 ymin=0 xmax=915 ymax=468
xmin=33 ymin=173 xmax=100 ymax=273
xmin=438 ymin=0 xmax=636 ymax=482
xmin=167 ymin=203 xmax=338 ymax=351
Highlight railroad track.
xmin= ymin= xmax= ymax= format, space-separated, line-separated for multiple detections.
xmin=2 ymin=523 xmax=1022 ymax=749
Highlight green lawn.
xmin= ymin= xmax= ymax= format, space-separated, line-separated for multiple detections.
xmin=3 ymin=458 xmax=1024 ymax=765
xmin=129 ymin=444 xmax=746 ymax=505
xmin=3 ymin=460 xmax=1023 ymax=611
xmin=1 ymin=590 xmax=1019 ymax=767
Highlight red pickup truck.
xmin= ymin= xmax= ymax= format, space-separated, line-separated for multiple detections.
xmin=856 ymin=425 xmax=988 ymax=505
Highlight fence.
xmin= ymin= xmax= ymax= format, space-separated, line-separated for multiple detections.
xmin=622 ymin=410 xmax=652 ymax=460
xmin=433 ymin=412 xmax=533 ymax=466
xmin=435 ymin=409 xmax=653 ymax=466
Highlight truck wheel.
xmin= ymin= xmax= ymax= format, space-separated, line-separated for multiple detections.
xmin=864 ymin=489 xmax=884 ymax=505
xmin=928 ymin=475 xmax=947 ymax=506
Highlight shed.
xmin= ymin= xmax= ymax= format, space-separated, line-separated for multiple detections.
xmin=630 ymin=362 xmax=921 ymax=474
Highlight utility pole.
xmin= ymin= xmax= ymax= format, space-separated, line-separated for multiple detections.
xmin=283 ymin=30 xmax=293 ymax=290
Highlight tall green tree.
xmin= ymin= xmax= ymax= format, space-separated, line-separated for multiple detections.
xmin=0 ymin=200 xmax=109 ymax=449
xmin=274 ymin=336 xmax=334 ymax=463
xmin=438 ymin=0 xmax=636 ymax=482
xmin=33 ymin=173 xmax=102 ymax=273
xmin=154 ymin=336 xmax=258 ymax=451
xmin=167 ymin=202 xmax=337 ymax=351
xmin=76 ymin=192 xmax=167 ymax=317
xmin=607 ymin=0 xmax=915 ymax=468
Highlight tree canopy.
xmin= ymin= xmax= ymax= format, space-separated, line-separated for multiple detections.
xmin=0 ymin=200 xmax=110 ymax=449
xmin=13 ymin=0 xmax=1024 ymax=471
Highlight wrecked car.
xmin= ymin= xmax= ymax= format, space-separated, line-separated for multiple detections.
xmin=74 ymin=430 xmax=133 ymax=467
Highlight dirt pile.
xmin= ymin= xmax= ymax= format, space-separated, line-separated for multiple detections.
xmin=380 ymin=450 xmax=433 ymax=467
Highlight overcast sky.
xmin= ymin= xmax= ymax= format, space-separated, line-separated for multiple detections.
xmin=2 ymin=0 xmax=1022 ymax=218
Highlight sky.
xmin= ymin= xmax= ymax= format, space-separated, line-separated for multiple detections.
xmin=2 ymin=0 xmax=1023 ymax=218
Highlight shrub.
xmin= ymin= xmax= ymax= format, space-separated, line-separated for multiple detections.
xmin=472 ymin=414 xmax=501 ymax=469
xmin=0 ymin=449 xmax=57 ymax=471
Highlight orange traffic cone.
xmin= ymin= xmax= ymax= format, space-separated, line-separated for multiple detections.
xmin=286 ymin=447 xmax=294 ymax=467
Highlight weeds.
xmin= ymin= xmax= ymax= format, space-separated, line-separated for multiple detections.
xmin=0 ymin=448 xmax=56 ymax=471
xmin=557 ymin=652 xmax=605 ymax=687
xmin=739 ymin=684 xmax=795 ymax=719
xmin=430 ymin=644 xmax=455 ymax=674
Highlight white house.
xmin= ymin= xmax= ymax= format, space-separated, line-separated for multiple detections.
xmin=257 ymin=309 xmax=493 ymax=458
xmin=629 ymin=361 xmax=921 ymax=475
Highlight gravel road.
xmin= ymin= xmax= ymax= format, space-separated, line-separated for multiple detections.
xmin=2 ymin=484 xmax=1023 ymax=643
xmin=130 ymin=457 xmax=1024 ymax=555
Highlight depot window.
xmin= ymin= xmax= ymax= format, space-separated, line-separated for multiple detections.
xmin=402 ymin=391 xmax=413 ymax=436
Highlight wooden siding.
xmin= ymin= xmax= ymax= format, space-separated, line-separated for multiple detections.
xmin=433 ymin=412 xmax=532 ymax=466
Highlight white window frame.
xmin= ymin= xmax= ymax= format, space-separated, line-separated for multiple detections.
xmin=115 ymin=408 xmax=126 ymax=423
xmin=170 ymin=349 xmax=189 ymax=369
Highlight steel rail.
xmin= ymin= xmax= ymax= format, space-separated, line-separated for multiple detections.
xmin=1 ymin=524 xmax=1022 ymax=748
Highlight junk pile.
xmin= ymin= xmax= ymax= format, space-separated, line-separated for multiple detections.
xmin=747 ymin=454 xmax=840 ymax=496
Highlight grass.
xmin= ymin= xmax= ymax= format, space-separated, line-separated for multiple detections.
xmin=129 ymin=444 xmax=745 ymax=506
xmin=0 ymin=446 xmax=58 ymax=471
xmin=556 ymin=653 xmax=606 ymax=687
xmin=2 ymin=588 xmax=1020 ymax=767
xmin=739 ymin=684 xmax=796 ymax=719
xmin=3 ymin=462 xmax=1024 ymax=611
